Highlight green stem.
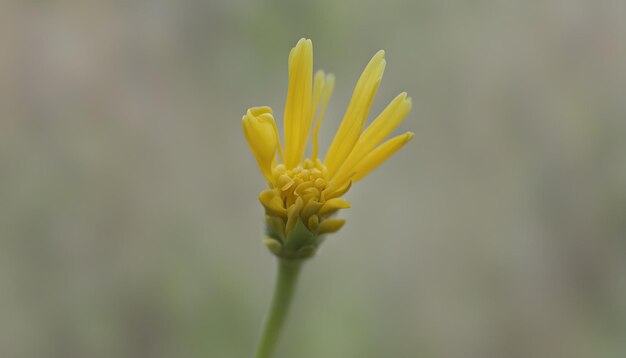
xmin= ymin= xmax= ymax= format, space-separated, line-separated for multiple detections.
xmin=254 ymin=258 xmax=303 ymax=358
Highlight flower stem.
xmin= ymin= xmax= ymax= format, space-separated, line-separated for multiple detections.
xmin=254 ymin=258 xmax=303 ymax=358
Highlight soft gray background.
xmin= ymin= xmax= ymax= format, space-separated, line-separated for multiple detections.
xmin=1 ymin=1 xmax=625 ymax=357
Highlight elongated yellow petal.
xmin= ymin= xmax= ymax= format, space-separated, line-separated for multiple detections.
xmin=319 ymin=218 xmax=346 ymax=234
xmin=352 ymin=132 xmax=414 ymax=182
xmin=284 ymin=38 xmax=313 ymax=168
xmin=242 ymin=107 xmax=279 ymax=182
xmin=325 ymin=50 xmax=386 ymax=177
xmin=312 ymin=73 xmax=334 ymax=161
xmin=356 ymin=93 xmax=412 ymax=155
xmin=332 ymin=93 xmax=412 ymax=187
xmin=311 ymin=70 xmax=326 ymax=119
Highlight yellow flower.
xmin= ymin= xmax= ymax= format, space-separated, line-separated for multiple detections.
xmin=243 ymin=38 xmax=413 ymax=258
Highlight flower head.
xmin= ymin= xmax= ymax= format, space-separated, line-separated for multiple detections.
xmin=243 ymin=38 xmax=413 ymax=258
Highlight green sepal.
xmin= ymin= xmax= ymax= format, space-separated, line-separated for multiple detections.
xmin=263 ymin=237 xmax=283 ymax=256
xmin=283 ymin=219 xmax=316 ymax=252
xmin=296 ymin=245 xmax=317 ymax=258
xmin=263 ymin=218 xmax=325 ymax=259
xmin=265 ymin=216 xmax=285 ymax=242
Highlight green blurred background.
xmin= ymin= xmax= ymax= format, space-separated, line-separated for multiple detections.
xmin=1 ymin=1 xmax=625 ymax=357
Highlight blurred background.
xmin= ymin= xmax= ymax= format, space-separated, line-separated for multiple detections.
xmin=1 ymin=1 xmax=625 ymax=357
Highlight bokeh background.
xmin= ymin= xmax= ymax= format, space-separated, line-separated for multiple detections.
xmin=2 ymin=1 xmax=625 ymax=357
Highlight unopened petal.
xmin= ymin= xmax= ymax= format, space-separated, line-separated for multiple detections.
xmin=242 ymin=107 xmax=280 ymax=182
xmin=308 ymin=215 xmax=320 ymax=232
xmin=319 ymin=198 xmax=351 ymax=216
xmin=259 ymin=189 xmax=287 ymax=217
xmin=318 ymin=218 xmax=346 ymax=234
xmin=301 ymin=200 xmax=324 ymax=219
xmin=285 ymin=196 xmax=304 ymax=233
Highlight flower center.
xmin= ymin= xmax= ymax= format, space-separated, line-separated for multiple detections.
xmin=273 ymin=158 xmax=329 ymax=209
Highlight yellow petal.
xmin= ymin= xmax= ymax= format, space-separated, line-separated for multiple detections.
xmin=352 ymin=132 xmax=414 ymax=182
xmin=318 ymin=218 xmax=346 ymax=234
xmin=311 ymin=72 xmax=335 ymax=161
xmin=357 ymin=93 xmax=411 ymax=156
xmin=259 ymin=189 xmax=287 ymax=217
xmin=319 ymin=198 xmax=351 ymax=216
xmin=311 ymin=70 xmax=326 ymax=119
xmin=332 ymin=93 xmax=412 ymax=187
xmin=324 ymin=50 xmax=386 ymax=177
xmin=242 ymin=107 xmax=280 ymax=182
xmin=284 ymin=38 xmax=313 ymax=168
